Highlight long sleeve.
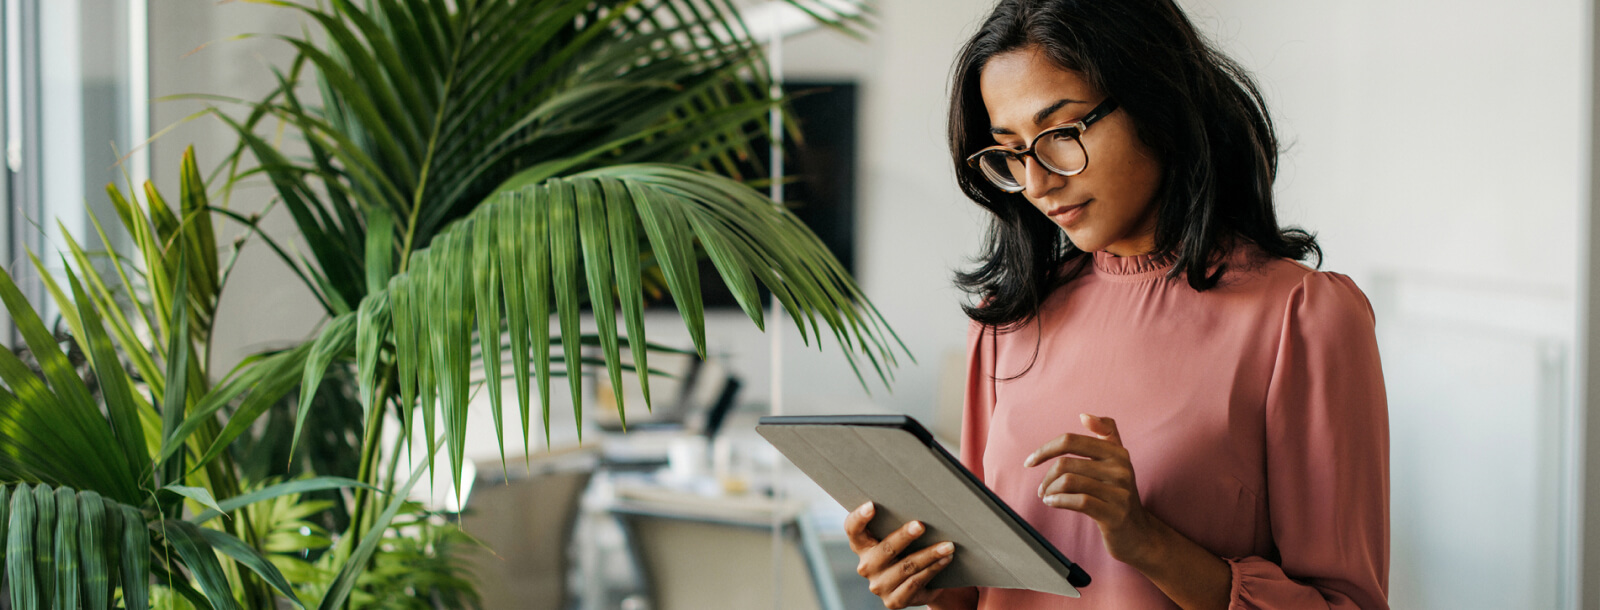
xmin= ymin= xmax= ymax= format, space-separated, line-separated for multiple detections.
xmin=1230 ymin=271 xmax=1390 ymax=609
xmin=960 ymin=319 xmax=998 ymax=482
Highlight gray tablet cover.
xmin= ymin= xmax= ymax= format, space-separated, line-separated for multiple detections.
xmin=756 ymin=415 xmax=1087 ymax=597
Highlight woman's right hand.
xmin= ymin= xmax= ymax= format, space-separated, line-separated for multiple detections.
xmin=844 ymin=501 xmax=958 ymax=609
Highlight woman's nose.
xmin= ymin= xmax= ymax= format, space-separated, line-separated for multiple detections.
xmin=1021 ymin=155 xmax=1063 ymax=199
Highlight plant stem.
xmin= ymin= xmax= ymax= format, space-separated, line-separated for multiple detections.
xmin=397 ymin=23 xmax=467 ymax=275
xmin=346 ymin=367 xmax=394 ymax=562
xmin=383 ymin=413 xmax=408 ymax=498
xmin=397 ymin=87 xmax=451 ymax=274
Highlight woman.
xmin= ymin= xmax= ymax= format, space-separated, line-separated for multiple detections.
xmin=842 ymin=1 xmax=1389 ymax=609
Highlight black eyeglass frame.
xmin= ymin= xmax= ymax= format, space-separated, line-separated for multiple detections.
xmin=965 ymin=98 xmax=1120 ymax=193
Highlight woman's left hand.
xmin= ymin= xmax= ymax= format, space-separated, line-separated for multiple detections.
xmin=1024 ymin=413 xmax=1161 ymax=565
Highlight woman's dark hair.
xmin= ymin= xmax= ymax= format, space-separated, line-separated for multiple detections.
xmin=951 ymin=0 xmax=1321 ymax=328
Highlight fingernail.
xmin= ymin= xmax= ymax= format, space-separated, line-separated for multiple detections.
xmin=908 ymin=521 xmax=924 ymax=535
xmin=857 ymin=502 xmax=873 ymax=515
xmin=1044 ymin=494 xmax=1062 ymax=506
xmin=1024 ymin=453 xmax=1037 ymax=467
xmin=938 ymin=556 xmax=953 ymax=566
xmin=937 ymin=542 xmax=955 ymax=555
xmin=1037 ymin=483 xmax=1044 ymax=497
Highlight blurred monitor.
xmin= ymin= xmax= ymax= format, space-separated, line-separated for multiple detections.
xmin=594 ymin=351 xmax=731 ymax=432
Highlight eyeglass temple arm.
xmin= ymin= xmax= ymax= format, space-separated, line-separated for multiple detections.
xmin=1080 ymin=98 xmax=1119 ymax=127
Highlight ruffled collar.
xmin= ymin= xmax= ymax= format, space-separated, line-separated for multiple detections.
xmin=1091 ymin=249 xmax=1177 ymax=282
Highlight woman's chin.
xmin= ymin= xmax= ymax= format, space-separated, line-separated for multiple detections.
xmin=1060 ymin=228 xmax=1102 ymax=252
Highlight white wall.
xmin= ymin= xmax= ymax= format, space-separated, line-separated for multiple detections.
xmin=149 ymin=1 xmax=326 ymax=375
xmin=1184 ymin=0 xmax=1585 ymax=607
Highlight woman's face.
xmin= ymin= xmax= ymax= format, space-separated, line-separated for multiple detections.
xmin=978 ymin=46 xmax=1163 ymax=257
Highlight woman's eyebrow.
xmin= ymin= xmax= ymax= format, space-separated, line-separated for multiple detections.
xmin=988 ymin=98 xmax=1088 ymax=135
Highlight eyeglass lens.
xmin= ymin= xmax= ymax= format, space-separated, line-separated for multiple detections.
xmin=978 ymin=130 xmax=1087 ymax=191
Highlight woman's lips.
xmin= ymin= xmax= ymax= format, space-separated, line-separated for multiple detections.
xmin=1048 ymin=200 xmax=1090 ymax=225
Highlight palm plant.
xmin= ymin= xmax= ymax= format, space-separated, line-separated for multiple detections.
xmin=204 ymin=0 xmax=905 ymax=520
xmin=0 ymin=148 xmax=378 ymax=609
xmin=2 ymin=0 xmax=905 ymax=607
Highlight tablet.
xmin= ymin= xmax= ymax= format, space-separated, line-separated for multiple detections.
xmin=756 ymin=415 xmax=1090 ymax=597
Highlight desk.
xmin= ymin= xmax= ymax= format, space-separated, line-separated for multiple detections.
xmin=447 ymin=405 xmax=918 ymax=610
xmin=576 ymin=407 xmax=902 ymax=610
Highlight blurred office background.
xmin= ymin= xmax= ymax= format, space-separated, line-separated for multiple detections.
xmin=5 ymin=0 xmax=1599 ymax=608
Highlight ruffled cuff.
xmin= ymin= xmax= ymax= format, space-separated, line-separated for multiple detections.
xmin=1226 ymin=556 xmax=1290 ymax=609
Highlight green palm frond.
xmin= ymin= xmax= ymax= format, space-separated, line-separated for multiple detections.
xmin=334 ymin=163 xmax=908 ymax=496
xmin=2 ymin=484 xmax=140 ymax=610
xmin=0 ymin=264 xmax=144 ymax=503
xmin=0 ymin=478 xmax=364 ymax=610
xmin=212 ymin=0 xmax=868 ymax=314
xmin=0 ymin=262 xmax=363 ymax=609
xmin=0 ymin=145 xmax=390 ymax=608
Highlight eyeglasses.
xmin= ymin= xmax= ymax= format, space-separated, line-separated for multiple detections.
xmin=965 ymin=99 xmax=1120 ymax=193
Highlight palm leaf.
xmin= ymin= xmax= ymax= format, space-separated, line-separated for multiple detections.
xmin=575 ymin=180 xmax=626 ymax=429
xmin=355 ymin=292 xmax=391 ymax=423
xmin=1 ymin=486 xmax=149 ymax=610
xmin=521 ymin=188 xmax=555 ymax=448
xmin=161 ymin=485 xmax=224 ymax=517
xmin=117 ymin=504 xmax=149 ymax=610
xmin=156 ymin=520 xmax=242 ymax=610
xmin=159 ymin=343 xmax=311 ymax=474
xmin=63 ymin=269 xmax=152 ymax=497
xmin=495 ymin=199 xmax=535 ymax=455
xmin=0 ymin=486 xmax=9 ymax=586
xmin=188 ymin=477 xmax=374 ymax=526
xmin=9 ymin=489 xmax=152 ymax=610
xmin=333 ymin=165 xmax=906 ymax=495
xmin=9 ymin=484 xmax=38 ymax=610
xmin=603 ymin=178 xmax=654 ymax=409
xmin=0 ymin=271 xmax=134 ymax=500
xmin=0 ymin=268 xmax=142 ymax=502
xmin=75 ymin=491 xmax=111 ymax=610
xmin=52 ymin=487 xmax=80 ymax=610
xmin=32 ymin=485 xmax=55 ymax=609
xmin=470 ymin=208 xmax=505 ymax=467
xmin=546 ymin=181 xmax=585 ymax=446
xmin=158 ymin=249 xmax=193 ymax=487
xmin=194 ymin=527 xmax=306 ymax=609
xmin=217 ymin=0 xmax=867 ymax=317
xmin=292 ymin=312 xmax=360 ymax=460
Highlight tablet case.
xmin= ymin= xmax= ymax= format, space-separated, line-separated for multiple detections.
xmin=756 ymin=415 xmax=1090 ymax=597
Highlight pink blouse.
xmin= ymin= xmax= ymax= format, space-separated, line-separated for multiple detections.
xmin=960 ymin=245 xmax=1389 ymax=609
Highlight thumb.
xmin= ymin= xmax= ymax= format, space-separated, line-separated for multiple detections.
xmin=1080 ymin=413 xmax=1122 ymax=446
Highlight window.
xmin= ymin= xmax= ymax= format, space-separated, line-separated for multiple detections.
xmin=2 ymin=0 xmax=148 ymax=347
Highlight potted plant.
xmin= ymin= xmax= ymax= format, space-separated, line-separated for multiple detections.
xmin=0 ymin=0 xmax=902 ymax=608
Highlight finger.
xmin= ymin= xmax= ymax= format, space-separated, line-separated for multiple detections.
xmin=844 ymin=502 xmax=879 ymax=553
xmin=860 ymin=520 xmax=928 ymax=576
xmin=1044 ymin=492 xmax=1115 ymax=521
xmin=869 ymin=542 xmax=955 ymax=603
xmin=1041 ymin=471 xmax=1123 ymax=501
xmin=1081 ymin=413 xmax=1123 ymax=446
xmin=885 ymin=549 xmax=955 ymax=608
xmin=1037 ymin=455 xmax=1128 ymax=497
xmin=1025 ymin=433 xmax=1125 ymax=466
